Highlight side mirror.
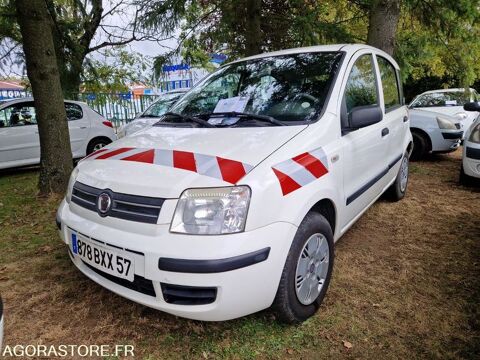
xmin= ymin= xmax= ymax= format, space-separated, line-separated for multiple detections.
xmin=349 ymin=105 xmax=383 ymax=129
xmin=463 ymin=102 xmax=480 ymax=112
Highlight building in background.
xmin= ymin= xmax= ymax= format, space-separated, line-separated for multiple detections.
xmin=0 ymin=80 xmax=29 ymax=100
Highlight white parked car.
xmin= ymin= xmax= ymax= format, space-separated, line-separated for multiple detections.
xmin=0 ymin=98 xmax=116 ymax=170
xmin=460 ymin=103 xmax=480 ymax=185
xmin=57 ymin=44 xmax=412 ymax=323
xmin=117 ymin=89 xmax=187 ymax=138
xmin=409 ymin=88 xmax=479 ymax=132
xmin=409 ymin=109 xmax=463 ymax=159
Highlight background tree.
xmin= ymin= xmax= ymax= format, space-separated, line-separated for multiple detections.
xmin=1 ymin=0 xmax=171 ymax=97
xmin=15 ymin=0 xmax=73 ymax=194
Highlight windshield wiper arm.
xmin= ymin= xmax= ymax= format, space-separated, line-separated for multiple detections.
xmin=162 ymin=112 xmax=216 ymax=128
xmin=205 ymin=112 xmax=286 ymax=126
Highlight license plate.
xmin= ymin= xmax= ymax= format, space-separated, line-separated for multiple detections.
xmin=71 ymin=233 xmax=134 ymax=282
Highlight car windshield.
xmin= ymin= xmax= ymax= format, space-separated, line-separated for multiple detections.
xmin=166 ymin=52 xmax=343 ymax=126
xmin=140 ymin=93 xmax=182 ymax=118
xmin=410 ymin=91 xmax=476 ymax=108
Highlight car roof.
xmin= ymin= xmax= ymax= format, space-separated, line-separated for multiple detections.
xmin=0 ymin=97 xmax=87 ymax=107
xmin=227 ymin=44 xmax=399 ymax=68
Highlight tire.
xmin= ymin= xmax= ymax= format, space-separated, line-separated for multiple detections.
xmin=386 ymin=151 xmax=409 ymax=201
xmin=411 ymin=132 xmax=429 ymax=161
xmin=272 ymin=212 xmax=334 ymax=324
xmin=86 ymin=137 xmax=111 ymax=155
xmin=459 ymin=165 xmax=476 ymax=186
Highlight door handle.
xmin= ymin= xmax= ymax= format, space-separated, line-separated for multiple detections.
xmin=381 ymin=127 xmax=389 ymax=137
xmin=80 ymin=126 xmax=88 ymax=129
xmin=403 ymin=116 xmax=408 ymax=122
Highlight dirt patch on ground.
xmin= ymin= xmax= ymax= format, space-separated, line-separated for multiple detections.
xmin=0 ymin=150 xmax=479 ymax=359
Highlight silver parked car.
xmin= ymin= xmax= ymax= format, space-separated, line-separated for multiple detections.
xmin=117 ymin=89 xmax=188 ymax=138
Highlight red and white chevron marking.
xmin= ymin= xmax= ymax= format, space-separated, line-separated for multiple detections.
xmin=84 ymin=147 xmax=254 ymax=184
xmin=272 ymin=148 xmax=329 ymax=195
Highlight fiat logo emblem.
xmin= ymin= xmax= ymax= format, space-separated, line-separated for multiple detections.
xmin=97 ymin=192 xmax=112 ymax=215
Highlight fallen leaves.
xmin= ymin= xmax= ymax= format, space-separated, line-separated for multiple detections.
xmin=342 ymin=340 xmax=353 ymax=350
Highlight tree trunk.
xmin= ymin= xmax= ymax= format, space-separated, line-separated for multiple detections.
xmin=15 ymin=0 xmax=73 ymax=195
xmin=245 ymin=0 xmax=262 ymax=56
xmin=366 ymin=0 xmax=401 ymax=56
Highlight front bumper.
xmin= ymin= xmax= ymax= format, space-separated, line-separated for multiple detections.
xmin=463 ymin=144 xmax=480 ymax=179
xmin=428 ymin=128 xmax=463 ymax=152
xmin=57 ymin=200 xmax=297 ymax=321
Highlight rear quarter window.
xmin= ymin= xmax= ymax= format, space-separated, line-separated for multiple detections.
xmin=65 ymin=103 xmax=83 ymax=121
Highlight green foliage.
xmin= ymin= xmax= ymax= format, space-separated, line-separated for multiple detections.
xmin=142 ymin=0 xmax=480 ymax=93
xmin=81 ymin=48 xmax=152 ymax=94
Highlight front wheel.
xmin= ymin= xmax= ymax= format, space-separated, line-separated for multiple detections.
xmin=272 ymin=212 xmax=334 ymax=324
xmin=411 ymin=132 xmax=429 ymax=161
xmin=459 ymin=165 xmax=476 ymax=186
xmin=386 ymin=151 xmax=409 ymax=201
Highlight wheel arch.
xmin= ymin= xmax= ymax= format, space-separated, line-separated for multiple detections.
xmin=410 ymin=127 xmax=432 ymax=152
xmin=86 ymin=136 xmax=113 ymax=154
xmin=308 ymin=198 xmax=337 ymax=235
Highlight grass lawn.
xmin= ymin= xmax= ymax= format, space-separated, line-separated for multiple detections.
xmin=0 ymin=151 xmax=479 ymax=359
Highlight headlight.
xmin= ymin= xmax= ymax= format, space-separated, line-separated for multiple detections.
xmin=436 ymin=116 xmax=456 ymax=130
xmin=170 ymin=186 xmax=251 ymax=235
xmin=65 ymin=167 xmax=79 ymax=203
xmin=454 ymin=112 xmax=467 ymax=120
xmin=468 ymin=123 xmax=480 ymax=143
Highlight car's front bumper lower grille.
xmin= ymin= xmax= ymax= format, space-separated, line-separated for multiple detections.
xmin=161 ymin=283 xmax=217 ymax=305
xmin=71 ymin=181 xmax=164 ymax=224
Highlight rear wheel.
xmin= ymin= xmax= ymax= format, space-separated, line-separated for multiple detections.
xmin=272 ymin=212 xmax=334 ymax=324
xmin=86 ymin=137 xmax=111 ymax=155
xmin=411 ymin=132 xmax=429 ymax=161
xmin=387 ymin=151 xmax=409 ymax=201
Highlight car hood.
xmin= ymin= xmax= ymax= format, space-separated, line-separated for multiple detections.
xmin=123 ymin=118 xmax=161 ymax=136
xmin=77 ymin=125 xmax=307 ymax=198
xmin=409 ymin=108 xmax=461 ymax=124
xmin=413 ymin=106 xmax=477 ymax=122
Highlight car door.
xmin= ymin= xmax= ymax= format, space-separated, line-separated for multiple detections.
xmin=375 ymin=54 xmax=408 ymax=170
xmin=65 ymin=102 xmax=90 ymax=155
xmin=0 ymin=101 xmax=40 ymax=168
xmin=339 ymin=52 xmax=390 ymax=228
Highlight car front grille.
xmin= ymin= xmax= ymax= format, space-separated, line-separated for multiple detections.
xmin=71 ymin=181 xmax=164 ymax=224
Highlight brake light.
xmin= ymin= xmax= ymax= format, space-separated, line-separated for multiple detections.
xmin=102 ymin=121 xmax=113 ymax=128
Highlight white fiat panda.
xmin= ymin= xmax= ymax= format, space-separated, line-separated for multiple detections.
xmin=57 ymin=44 xmax=412 ymax=323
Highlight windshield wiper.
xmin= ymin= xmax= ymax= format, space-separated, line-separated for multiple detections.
xmin=139 ymin=114 xmax=161 ymax=118
xmin=161 ymin=112 xmax=217 ymax=128
xmin=202 ymin=112 xmax=286 ymax=126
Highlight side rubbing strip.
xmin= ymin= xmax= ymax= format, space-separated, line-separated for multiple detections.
xmin=346 ymin=153 xmax=403 ymax=206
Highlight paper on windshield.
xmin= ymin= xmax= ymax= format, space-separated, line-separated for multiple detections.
xmin=445 ymin=100 xmax=457 ymax=105
xmin=213 ymin=96 xmax=249 ymax=113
